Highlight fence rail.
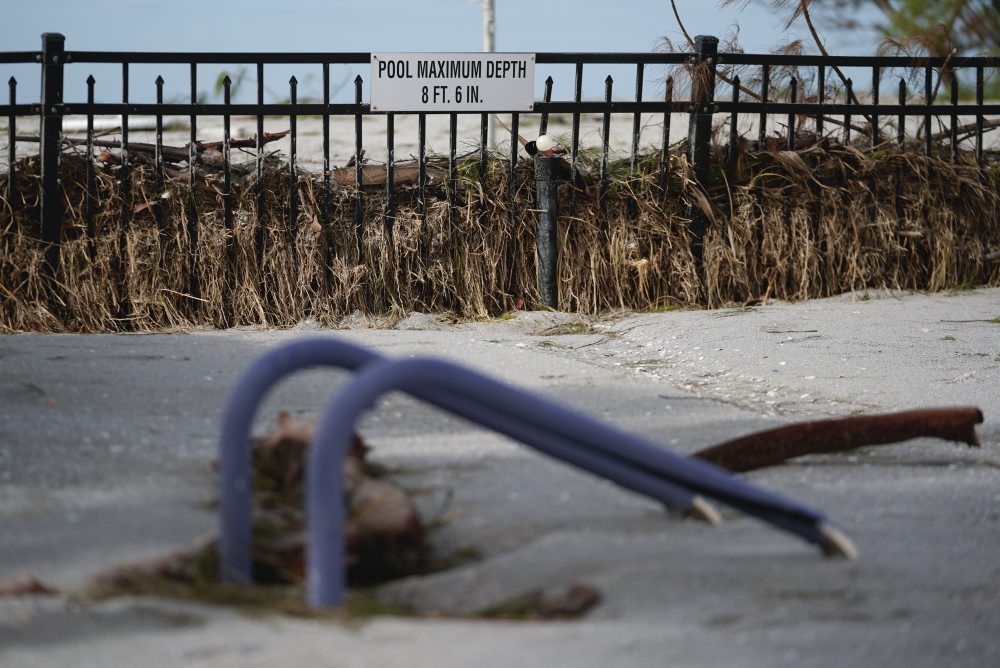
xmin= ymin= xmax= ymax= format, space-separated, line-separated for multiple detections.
xmin=2 ymin=33 xmax=999 ymax=314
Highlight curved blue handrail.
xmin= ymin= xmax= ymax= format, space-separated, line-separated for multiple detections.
xmin=306 ymin=355 xmax=848 ymax=608
xmin=219 ymin=337 xmax=705 ymax=582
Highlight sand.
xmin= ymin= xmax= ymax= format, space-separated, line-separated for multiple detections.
xmin=1 ymin=288 xmax=998 ymax=667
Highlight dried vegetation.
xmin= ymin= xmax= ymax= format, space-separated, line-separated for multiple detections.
xmin=1 ymin=137 xmax=998 ymax=332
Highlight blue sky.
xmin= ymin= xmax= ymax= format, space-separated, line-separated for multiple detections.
xmin=1 ymin=1 xmax=882 ymax=103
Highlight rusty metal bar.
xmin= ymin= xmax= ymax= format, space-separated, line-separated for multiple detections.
xmin=695 ymin=407 xmax=983 ymax=473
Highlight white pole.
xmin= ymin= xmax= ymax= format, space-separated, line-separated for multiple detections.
xmin=482 ymin=0 xmax=497 ymax=149
xmin=482 ymin=0 xmax=495 ymax=52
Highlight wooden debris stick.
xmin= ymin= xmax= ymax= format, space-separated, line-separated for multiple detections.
xmin=19 ymin=129 xmax=447 ymax=186
xmin=15 ymin=129 xmax=291 ymax=164
xmin=195 ymin=129 xmax=290 ymax=152
xmin=694 ymin=407 xmax=983 ymax=473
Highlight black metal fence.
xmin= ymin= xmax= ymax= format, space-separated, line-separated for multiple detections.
xmin=2 ymin=33 xmax=999 ymax=301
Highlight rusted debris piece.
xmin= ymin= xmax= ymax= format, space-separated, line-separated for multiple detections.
xmin=694 ymin=407 xmax=984 ymax=473
xmin=0 ymin=575 xmax=58 ymax=597
xmin=478 ymin=584 xmax=602 ymax=620
xmin=96 ymin=412 xmax=425 ymax=594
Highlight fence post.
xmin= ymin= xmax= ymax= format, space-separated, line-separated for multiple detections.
xmin=534 ymin=156 xmax=559 ymax=309
xmin=39 ymin=32 xmax=65 ymax=278
xmin=687 ymin=35 xmax=718 ymax=277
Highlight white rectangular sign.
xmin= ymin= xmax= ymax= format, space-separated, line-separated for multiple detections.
xmin=370 ymin=53 xmax=535 ymax=112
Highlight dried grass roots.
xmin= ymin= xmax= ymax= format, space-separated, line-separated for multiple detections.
xmin=2 ymin=139 xmax=998 ymax=332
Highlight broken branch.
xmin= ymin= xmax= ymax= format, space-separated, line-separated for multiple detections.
xmin=16 ymin=129 xmax=291 ymax=166
xmin=195 ymin=129 xmax=291 ymax=152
